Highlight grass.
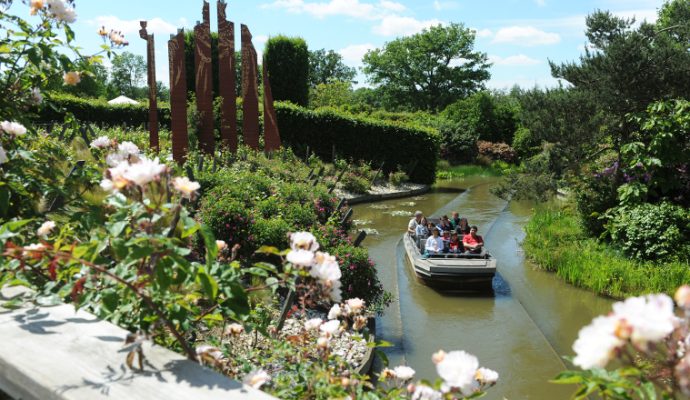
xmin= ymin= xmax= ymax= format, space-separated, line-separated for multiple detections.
xmin=435 ymin=161 xmax=511 ymax=180
xmin=523 ymin=204 xmax=690 ymax=299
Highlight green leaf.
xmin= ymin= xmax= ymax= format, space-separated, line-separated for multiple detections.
xmin=108 ymin=220 xmax=128 ymax=236
xmin=255 ymin=245 xmax=281 ymax=255
xmin=197 ymin=268 xmax=218 ymax=299
xmin=198 ymin=224 xmax=217 ymax=267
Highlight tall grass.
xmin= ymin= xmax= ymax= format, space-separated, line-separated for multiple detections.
xmin=523 ymin=206 xmax=690 ymax=298
xmin=436 ymin=162 xmax=509 ymax=180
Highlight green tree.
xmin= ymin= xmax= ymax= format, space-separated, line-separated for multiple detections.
xmin=362 ymin=23 xmax=490 ymax=111
xmin=442 ymin=91 xmax=519 ymax=144
xmin=309 ymin=81 xmax=354 ymax=109
xmin=550 ymin=3 xmax=690 ymax=149
xmin=264 ymin=35 xmax=309 ymax=106
xmin=308 ymin=49 xmax=356 ymax=87
xmin=109 ymin=51 xmax=146 ymax=99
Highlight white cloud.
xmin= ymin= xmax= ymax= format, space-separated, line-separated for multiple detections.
xmin=433 ymin=1 xmax=459 ymax=11
xmin=472 ymin=28 xmax=493 ymax=39
xmin=489 ymin=54 xmax=541 ymax=66
xmin=492 ymin=26 xmax=560 ymax=46
xmin=90 ymin=16 xmax=178 ymax=37
xmin=373 ymin=15 xmax=443 ymax=36
xmin=262 ymin=0 xmax=405 ymax=20
xmin=339 ymin=43 xmax=376 ymax=64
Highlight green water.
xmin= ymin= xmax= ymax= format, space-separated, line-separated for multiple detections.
xmin=352 ymin=177 xmax=613 ymax=399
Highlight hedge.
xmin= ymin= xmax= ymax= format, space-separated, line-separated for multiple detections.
xmin=35 ymin=93 xmax=171 ymax=128
xmin=274 ymin=102 xmax=440 ymax=184
xmin=35 ymin=94 xmax=439 ymax=183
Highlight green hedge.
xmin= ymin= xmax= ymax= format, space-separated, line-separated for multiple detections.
xmin=35 ymin=93 xmax=171 ymax=127
xmin=275 ymin=102 xmax=440 ymax=184
xmin=36 ymin=94 xmax=439 ymax=183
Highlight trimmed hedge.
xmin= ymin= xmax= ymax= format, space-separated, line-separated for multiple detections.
xmin=35 ymin=93 xmax=171 ymax=127
xmin=36 ymin=94 xmax=439 ymax=183
xmin=275 ymin=102 xmax=440 ymax=184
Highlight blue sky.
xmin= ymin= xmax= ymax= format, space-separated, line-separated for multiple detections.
xmin=15 ymin=0 xmax=665 ymax=90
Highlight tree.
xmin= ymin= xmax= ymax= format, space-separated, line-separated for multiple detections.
xmin=362 ymin=23 xmax=490 ymax=111
xmin=442 ymin=91 xmax=519 ymax=144
xmin=264 ymin=35 xmax=309 ymax=106
xmin=550 ymin=3 xmax=690 ymax=149
xmin=308 ymin=49 xmax=356 ymax=87
xmin=109 ymin=51 xmax=146 ymax=99
xmin=309 ymin=81 xmax=353 ymax=109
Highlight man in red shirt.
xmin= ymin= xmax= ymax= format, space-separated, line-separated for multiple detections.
xmin=462 ymin=225 xmax=484 ymax=254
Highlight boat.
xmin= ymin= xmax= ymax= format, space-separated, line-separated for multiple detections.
xmin=402 ymin=233 xmax=496 ymax=290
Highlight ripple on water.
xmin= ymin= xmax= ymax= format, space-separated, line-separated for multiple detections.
xmin=412 ymin=196 xmax=426 ymax=201
xmin=362 ymin=228 xmax=380 ymax=235
xmin=352 ymin=219 xmax=372 ymax=226
xmin=385 ymin=210 xmax=413 ymax=217
xmin=369 ymin=204 xmax=393 ymax=209
xmin=398 ymin=201 xmax=416 ymax=207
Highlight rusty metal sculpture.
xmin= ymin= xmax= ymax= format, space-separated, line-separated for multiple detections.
xmin=168 ymin=29 xmax=188 ymax=164
xmin=241 ymin=24 xmax=260 ymax=150
xmin=217 ymin=0 xmax=237 ymax=151
xmin=139 ymin=21 xmax=159 ymax=152
xmin=194 ymin=1 xmax=215 ymax=154
xmin=262 ymin=60 xmax=281 ymax=152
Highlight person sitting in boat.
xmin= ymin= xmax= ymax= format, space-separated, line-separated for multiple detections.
xmin=425 ymin=227 xmax=444 ymax=256
xmin=463 ymin=225 xmax=484 ymax=254
xmin=415 ymin=216 xmax=430 ymax=238
xmin=408 ymin=210 xmax=424 ymax=235
xmin=456 ymin=217 xmax=471 ymax=235
xmin=450 ymin=211 xmax=461 ymax=230
xmin=448 ymin=231 xmax=463 ymax=253
xmin=437 ymin=215 xmax=452 ymax=232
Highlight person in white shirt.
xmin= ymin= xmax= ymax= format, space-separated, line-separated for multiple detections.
xmin=425 ymin=227 xmax=444 ymax=256
xmin=407 ymin=210 xmax=423 ymax=235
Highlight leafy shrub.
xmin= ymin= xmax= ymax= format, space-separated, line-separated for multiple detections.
xmin=340 ymin=172 xmax=370 ymax=194
xmin=389 ymin=170 xmax=409 ymax=186
xmin=275 ymin=102 xmax=440 ymax=184
xmin=477 ymin=140 xmax=517 ymax=163
xmin=438 ymin=120 xmax=479 ymax=164
xmin=511 ymin=126 xmax=539 ymax=159
xmin=575 ymin=167 xmax=620 ymax=236
xmin=332 ymin=244 xmax=386 ymax=308
xmin=608 ymin=202 xmax=690 ymax=261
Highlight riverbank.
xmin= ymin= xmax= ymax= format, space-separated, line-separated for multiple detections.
xmin=336 ymin=182 xmax=429 ymax=205
xmin=523 ymin=204 xmax=690 ymax=298
xmin=435 ymin=162 xmax=511 ymax=180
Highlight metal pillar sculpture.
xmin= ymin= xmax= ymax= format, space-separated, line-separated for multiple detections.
xmin=194 ymin=1 xmax=215 ymax=154
xmin=262 ymin=61 xmax=281 ymax=152
xmin=217 ymin=0 xmax=237 ymax=151
xmin=139 ymin=21 xmax=159 ymax=152
xmin=168 ymin=29 xmax=188 ymax=164
xmin=241 ymin=24 xmax=260 ymax=150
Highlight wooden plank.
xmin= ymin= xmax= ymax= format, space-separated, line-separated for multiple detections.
xmin=0 ymin=287 xmax=276 ymax=400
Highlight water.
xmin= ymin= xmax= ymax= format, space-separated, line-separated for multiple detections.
xmin=353 ymin=177 xmax=613 ymax=399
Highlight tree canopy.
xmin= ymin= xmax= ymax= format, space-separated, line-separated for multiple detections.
xmin=308 ymin=49 xmax=356 ymax=87
xmin=362 ymin=23 xmax=490 ymax=111
xmin=264 ymin=35 xmax=309 ymax=106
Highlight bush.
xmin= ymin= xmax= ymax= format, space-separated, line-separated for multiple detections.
xmin=389 ymin=170 xmax=409 ymax=186
xmin=608 ymin=202 xmax=690 ymax=261
xmin=340 ymin=172 xmax=370 ymax=194
xmin=575 ymin=168 xmax=620 ymax=237
xmin=477 ymin=140 xmax=517 ymax=163
xmin=275 ymin=102 xmax=439 ymax=184
xmin=511 ymin=126 xmax=539 ymax=159
xmin=264 ymin=36 xmax=309 ymax=107
xmin=438 ymin=121 xmax=479 ymax=164
xmin=35 ymin=92 xmax=171 ymax=127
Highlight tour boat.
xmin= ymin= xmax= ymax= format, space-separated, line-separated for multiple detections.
xmin=402 ymin=233 xmax=496 ymax=290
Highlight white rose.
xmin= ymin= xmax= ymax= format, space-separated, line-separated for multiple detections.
xmin=37 ymin=220 xmax=56 ymax=237
xmin=393 ymin=365 xmax=415 ymax=380
xmin=327 ymin=304 xmax=341 ymax=320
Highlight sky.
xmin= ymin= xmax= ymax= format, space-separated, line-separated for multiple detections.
xmin=12 ymin=0 xmax=666 ymax=91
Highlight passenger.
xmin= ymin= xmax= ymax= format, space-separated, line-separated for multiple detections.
xmin=463 ymin=225 xmax=484 ymax=254
xmin=450 ymin=211 xmax=461 ymax=230
xmin=456 ymin=217 xmax=471 ymax=235
xmin=448 ymin=232 xmax=462 ymax=253
xmin=408 ymin=210 xmax=423 ymax=235
xmin=425 ymin=227 xmax=444 ymax=256
xmin=415 ymin=217 xmax=430 ymax=238
xmin=437 ymin=215 xmax=452 ymax=232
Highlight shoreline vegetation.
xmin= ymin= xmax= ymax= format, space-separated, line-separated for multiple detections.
xmin=435 ymin=161 xmax=510 ymax=180
xmin=523 ymin=203 xmax=690 ymax=299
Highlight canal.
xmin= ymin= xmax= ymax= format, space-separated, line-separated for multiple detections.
xmin=352 ymin=177 xmax=613 ymax=399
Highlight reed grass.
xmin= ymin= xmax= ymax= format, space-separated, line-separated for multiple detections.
xmin=523 ymin=205 xmax=690 ymax=299
xmin=436 ymin=163 xmax=507 ymax=180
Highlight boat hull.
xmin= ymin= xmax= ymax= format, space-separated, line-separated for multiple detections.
xmin=403 ymin=234 xmax=496 ymax=291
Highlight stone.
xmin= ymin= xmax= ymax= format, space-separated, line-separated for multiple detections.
xmin=139 ymin=21 xmax=159 ymax=153
xmin=194 ymin=1 xmax=215 ymax=155
xmin=217 ymin=0 xmax=237 ymax=152
xmin=241 ymin=24 xmax=260 ymax=150
xmin=168 ymin=29 xmax=189 ymax=164
xmin=262 ymin=61 xmax=281 ymax=153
